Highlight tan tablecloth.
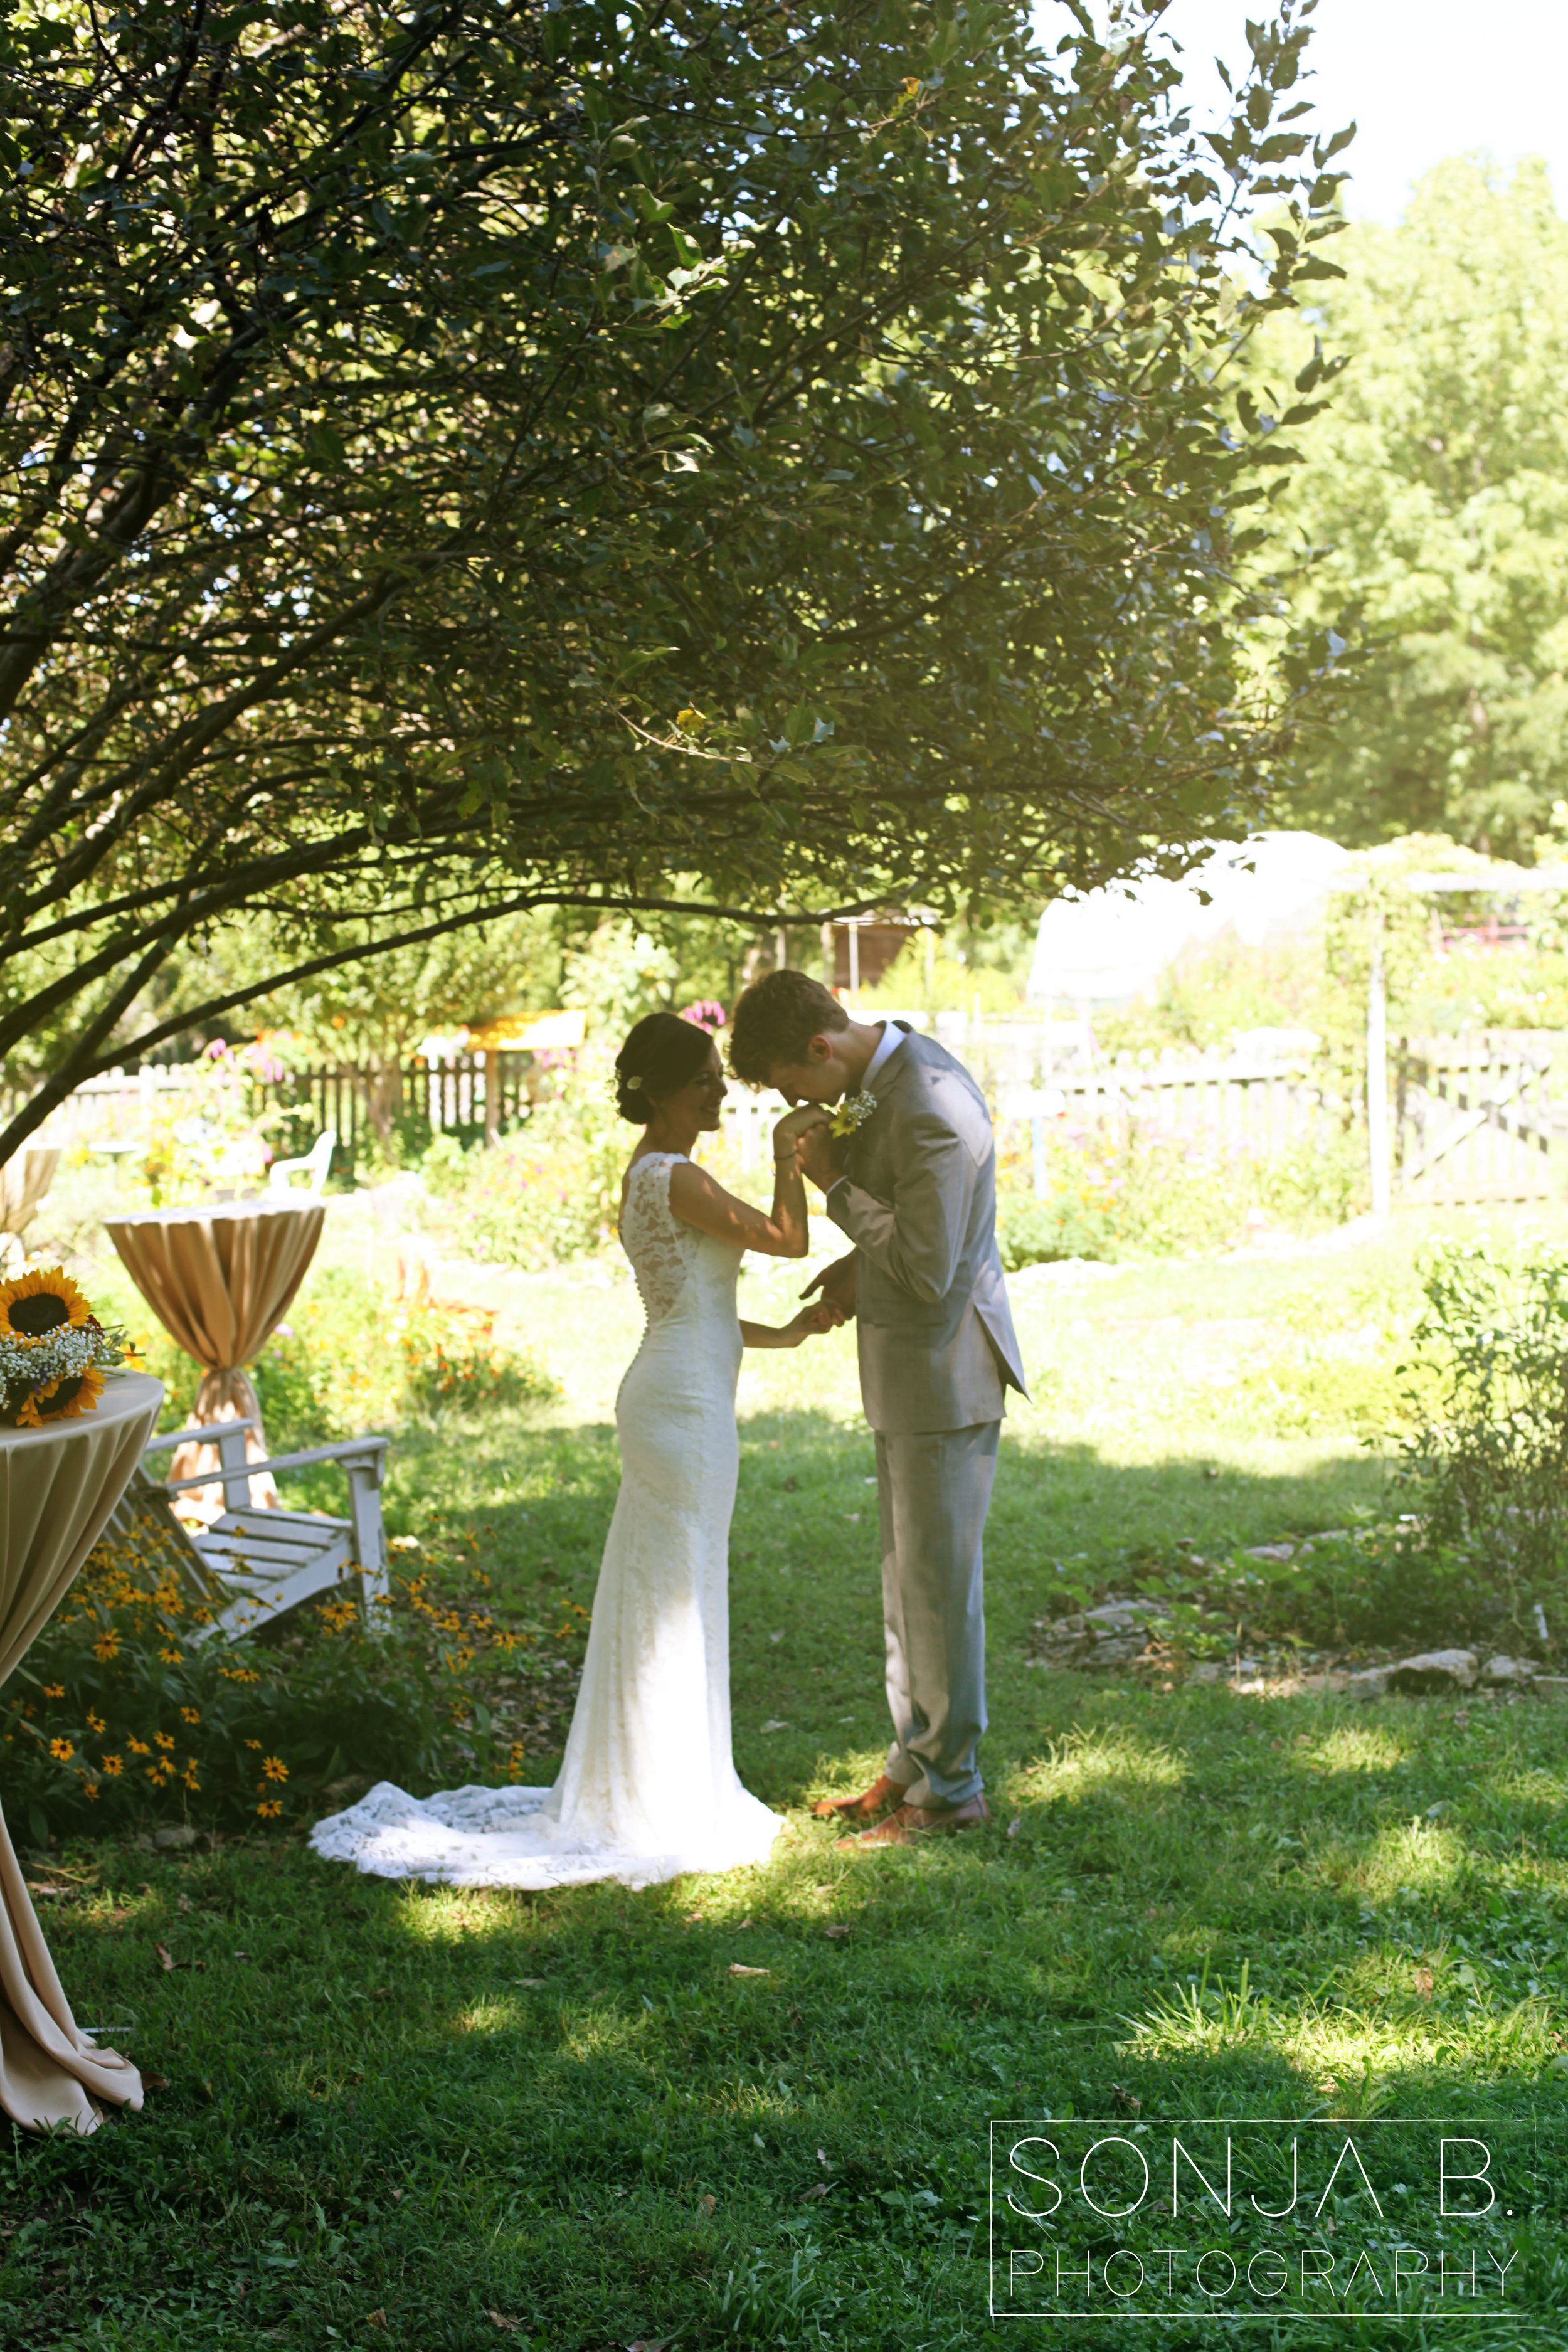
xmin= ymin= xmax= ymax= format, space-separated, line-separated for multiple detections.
xmin=0 ymin=1370 xmax=162 ymax=2132
xmin=103 ymin=1200 xmax=324 ymax=1508
xmin=0 ymin=1149 xmax=60 ymax=1241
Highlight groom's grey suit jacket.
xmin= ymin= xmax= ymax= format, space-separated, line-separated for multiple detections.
xmin=824 ymin=1025 xmax=1027 ymax=1433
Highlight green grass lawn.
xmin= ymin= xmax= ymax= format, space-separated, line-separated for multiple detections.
xmin=9 ymin=1200 xmax=1568 ymax=2346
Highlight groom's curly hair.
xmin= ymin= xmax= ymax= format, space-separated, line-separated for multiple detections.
xmin=728 ymin=969 xmax=848 ymax=1085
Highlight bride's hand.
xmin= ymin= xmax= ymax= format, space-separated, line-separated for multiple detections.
xmin=784 ymin=1303 xmax=839 ymax=1345
xmin=771 ymin=1104 xmax=830 ymax=1165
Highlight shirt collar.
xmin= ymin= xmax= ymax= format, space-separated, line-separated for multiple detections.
xmin=861 ymin=1019 xmax=906 ymax=1093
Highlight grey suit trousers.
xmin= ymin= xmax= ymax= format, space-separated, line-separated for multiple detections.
xmin=877 ymin=1420 xmax=999 ymax=1810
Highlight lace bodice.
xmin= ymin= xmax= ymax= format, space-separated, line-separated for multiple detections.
xmin=618 ymin=1152 xmax=701 ymax=1322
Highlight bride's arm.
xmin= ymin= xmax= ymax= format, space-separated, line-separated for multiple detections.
xmin=667 ymin=1108 xmax=826 ymax=1258
xmin=740 ymin=1304 xmax=839 ymax=1349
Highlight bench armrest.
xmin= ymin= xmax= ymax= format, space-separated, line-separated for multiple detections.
xmin=157 ymin=1434 xmax=390 ymax=1496
xmin=144 ymin=1418 xmax=258 ymax=1454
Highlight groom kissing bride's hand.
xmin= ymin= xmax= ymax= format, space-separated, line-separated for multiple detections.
xmin=728 ymin=970 xmax=1027 ymax=1851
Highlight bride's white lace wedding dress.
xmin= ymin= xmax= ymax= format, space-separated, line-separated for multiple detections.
xmin=311 ymin=1152 xmax=784 ymax=1889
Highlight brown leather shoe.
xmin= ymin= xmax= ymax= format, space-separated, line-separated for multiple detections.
xmin=812 ymin=1773 xmax=909 ymax=1824
xmin=837 ymin=1794 xmax=990 ymax=1850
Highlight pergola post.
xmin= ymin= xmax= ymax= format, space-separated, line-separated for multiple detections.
xmin=1367 ymin=916 xmax=1391 ymax=1219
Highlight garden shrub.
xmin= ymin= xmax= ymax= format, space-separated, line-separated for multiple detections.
xmin=117 ymin=1264 xmax=555 ymax=1449
xmin=6 ymin=1525 xmax=586 ymax=1846
xmin=250 ymin=1268 xmax=557 ymax=1449
xmin=995 ymin=1116 xmax=1366 ymax=1266
xmin=1388 ymin=1237 xmax=1568 ymax=1650
xmin=429 ymin=1078 xmax=627 ymax=1270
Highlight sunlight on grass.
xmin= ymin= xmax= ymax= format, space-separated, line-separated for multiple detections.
xmin=1488 ymin=1764 xmax=1568 ymax=1808
xmin=390 ymin=1885 xmax=530 ymax=1945
xmin=1024 ymin=1722 xmax=1187 ymax=1803
xmin=452 ymin=1999 xmax=524 ymax=2034
xmin=1358 ymin=1818 xmax=1463 ymax=1897
xmin=1120 ymin=1962 xmax=1557 ymax=2099
xmin=1300 ymin=1725 xmax=1408 ymax=1775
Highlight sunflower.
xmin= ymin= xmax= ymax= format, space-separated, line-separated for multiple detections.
xmin=0 ymin=1266 xmax=90 ymax=1340
xmin=27 ymin=1365 xmax=106 ymax=1422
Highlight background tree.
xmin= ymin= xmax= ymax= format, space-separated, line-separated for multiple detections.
xmin=0 ymin=0 xmax=1348 ymax=1165
xmin=248 ymin=914 xmax=557 ymax=1150
xmin=1266 ymin=157 xmax=1568 ymax=857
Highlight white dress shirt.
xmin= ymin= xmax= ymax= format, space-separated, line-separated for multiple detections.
xmin=860 ymin=1018 xmax=906 ymax=1092
xmin=825 ymin=1022 xmax=904 ymax=1210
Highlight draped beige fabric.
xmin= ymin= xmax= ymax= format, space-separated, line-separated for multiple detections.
xmin=104 ymin=1201 xmax=325 ymax=1509
xmin=0 ymin=1370 xmax=162 ymax=2132
xmin=0 ymin=1149 xmax=60 ymax=1241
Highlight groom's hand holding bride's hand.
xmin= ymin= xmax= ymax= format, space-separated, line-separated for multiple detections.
xmin=771 ymin=1103 xmax=831 ymax=1167
xmin=784 ymin=1303 xmax=840 ymax=1344
xmin=801 ymin=1252 xmax=856 ymax=1322
xmin=795 ymin=1118 xmax=844 ymax=1194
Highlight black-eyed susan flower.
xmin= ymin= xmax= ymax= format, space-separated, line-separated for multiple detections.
xmin=261 ymin=1756 xmax=289 ymax=1782
xmin=48 ymin=1737 xmax=73 ymax=1760
xmin=42 ymin=1683 xmax=64 ymax=1698
xmin=102 ymin=1754 xmax=124 ymax=1776
xmin=257 ymin=1799 xmax=282 ymax=1819
xmin=127 ymin=1735 xmax=151 ymax=1756
xmin=154 ymin=1731 xmax=175 ymax=1751
xmin=180 ymin=1707 xmax=200 ymax=1724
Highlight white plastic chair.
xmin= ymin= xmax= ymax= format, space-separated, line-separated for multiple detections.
xmin=267 ymin=1127 xmax=336 ymax=1197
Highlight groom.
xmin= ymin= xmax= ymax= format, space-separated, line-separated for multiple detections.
xmin=728 ymin=970 xmax=1025 ymax=1848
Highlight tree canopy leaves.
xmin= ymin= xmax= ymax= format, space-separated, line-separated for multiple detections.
xmin=0 ymin=0 xmax=1345 ymax=1158
xmin=1267 ymin=157 xmax=1568 ymax=859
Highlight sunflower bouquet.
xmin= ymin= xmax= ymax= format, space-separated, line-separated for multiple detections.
xmin=0 ymin=1267 xmax=129 ymax=1429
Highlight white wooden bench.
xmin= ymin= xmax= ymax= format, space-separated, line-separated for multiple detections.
xmin=107 ymin=1417 xmax=391 ymax=1643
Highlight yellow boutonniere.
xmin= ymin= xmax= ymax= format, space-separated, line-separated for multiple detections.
xmin=829 ymin=1088 xmax=879 ymax=1140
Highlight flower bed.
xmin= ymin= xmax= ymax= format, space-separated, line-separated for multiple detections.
xmin=7 ymin=1523 xmax=588 ymax=1846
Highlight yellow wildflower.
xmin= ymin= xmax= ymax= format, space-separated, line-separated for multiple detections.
xmin=158 ymin=1648 xmax=182 ymax=1665
xmin=102 ymin=1755 xmax=124 ymax=1776
xmin=87 ymin=1710 xmax=106 ymax=1734
xmin=43 ymin=1683 xmax=64 ymax=1698
xmin=180 ymin=1707 xmax=200 ymax=1724
xmin=261 ymin=1756 xmax=289 ymax=1783
xmin=154 ymin=1731 xmax=175 ymax=1751
xmin=127 ymin=1736 xmax=151 ymax=1756
xmin=257 ymin=1799 xmax=282 ymax=1819
xmin=48 ymin=1737 xmax=73 ymax=1761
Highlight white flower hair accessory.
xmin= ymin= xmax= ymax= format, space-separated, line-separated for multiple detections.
xmin=829 ymin=1088 xmax=878 ymax=1140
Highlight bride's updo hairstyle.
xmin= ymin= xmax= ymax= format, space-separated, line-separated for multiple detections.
xmin=613 ymin=1012 xmax=714 ymax=1123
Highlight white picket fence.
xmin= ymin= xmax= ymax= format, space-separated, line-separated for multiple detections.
xmin=18 ymin=1024 xmax=1567 ymax=1208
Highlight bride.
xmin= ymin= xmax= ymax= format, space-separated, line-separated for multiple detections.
xmin=314 ymin=1011 xmax=836 ymax=1889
